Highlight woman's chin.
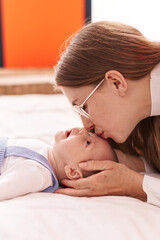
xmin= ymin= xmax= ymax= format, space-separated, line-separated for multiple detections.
xmin=113 ymin=134 xmax=128 ymax=144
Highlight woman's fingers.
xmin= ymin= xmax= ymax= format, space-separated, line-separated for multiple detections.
xmin=79 ymin=160 xmax=115 ymax=171
xmin=59 ymin=162 xmax=116 ymax=194
xmin=55 ymin=162 xmax=126 ymax=197
xmin=61 ymin=177 xmax=91 ymax=189
xmin=54 ymin=163 xmax=145 ymax=199
xmin=55 ymin=188 xmax=91 ymax=197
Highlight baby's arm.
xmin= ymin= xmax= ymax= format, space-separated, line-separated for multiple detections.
xmin=0 ymin=160 xmax=53 ymax=201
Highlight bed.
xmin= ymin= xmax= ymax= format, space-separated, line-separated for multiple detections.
xmin=0 ymin=72 xmax=160 ymax=240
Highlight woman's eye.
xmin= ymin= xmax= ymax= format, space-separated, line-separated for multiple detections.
xmin=86 ymin=140 xmax=91 ymax=146
xmin=82 ymin=105 xmax=87 ymax=111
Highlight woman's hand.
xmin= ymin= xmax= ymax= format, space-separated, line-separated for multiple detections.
xmin=55 ymin=160 xmax=147 ymax=201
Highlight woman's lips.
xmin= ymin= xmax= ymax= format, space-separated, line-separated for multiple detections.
xmin=96 ymin=131 xmax=105 ymax=139
xmin=100 ymin=132 xmax=106 ymax=139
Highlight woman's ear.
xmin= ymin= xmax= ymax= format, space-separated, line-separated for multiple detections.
xmin=105 ymin=70 xmax=127 ymax=97
xmin=64 ymin=165 xmax=83 ymax=180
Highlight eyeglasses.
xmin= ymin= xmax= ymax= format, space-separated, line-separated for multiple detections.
xmin=73 ymin=78 xmax=105 ymax=119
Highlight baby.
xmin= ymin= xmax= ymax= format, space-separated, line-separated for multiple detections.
xmin=0 ymin=127 xmax=118 ymax=201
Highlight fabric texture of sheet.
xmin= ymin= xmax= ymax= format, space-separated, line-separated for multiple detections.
xmin=0 ymin=94 xmax=160 ymax=240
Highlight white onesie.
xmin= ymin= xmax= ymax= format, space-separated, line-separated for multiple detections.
xmin=0 ymin=137 xmax=59 ymax=201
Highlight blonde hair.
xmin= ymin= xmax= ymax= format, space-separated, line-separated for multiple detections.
xmin=55 ymin=21 xmax=160 ymax=171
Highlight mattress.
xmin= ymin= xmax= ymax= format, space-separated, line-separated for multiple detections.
xmin=0 ymin=93 xmax=160 ymax=240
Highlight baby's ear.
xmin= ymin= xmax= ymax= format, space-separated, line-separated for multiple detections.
xmin=64 ymin=165 xmax=83 ymax=180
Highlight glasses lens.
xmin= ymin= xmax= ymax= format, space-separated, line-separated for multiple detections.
xmin=73 ymin=105 xmax=90 ymax=119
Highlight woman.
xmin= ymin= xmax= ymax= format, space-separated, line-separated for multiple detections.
xmin=54 ymin=21 xmax=160 ymax=206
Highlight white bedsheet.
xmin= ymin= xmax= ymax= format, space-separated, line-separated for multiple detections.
xmin=0 ymin=94 xmax=160 ymax=240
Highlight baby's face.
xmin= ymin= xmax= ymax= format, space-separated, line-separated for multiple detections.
xmin=53 ymin=128 xmax=116 ymax=168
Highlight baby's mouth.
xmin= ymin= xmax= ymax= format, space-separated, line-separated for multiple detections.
xmin=66 ymin=130 xmax=72 ymax=138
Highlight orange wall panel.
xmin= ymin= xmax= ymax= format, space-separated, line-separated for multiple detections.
xmin=1 ymin=0 xmax=85 ymax=67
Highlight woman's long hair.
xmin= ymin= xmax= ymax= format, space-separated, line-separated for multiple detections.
xmin=55 ymin=21 xmax=160 ymax=171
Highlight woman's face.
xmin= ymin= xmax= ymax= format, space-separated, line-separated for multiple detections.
xmin=61 ymin=79 xmax=137 ymax=143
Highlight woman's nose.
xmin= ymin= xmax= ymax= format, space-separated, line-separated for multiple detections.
xmin=94 ymin=127 xmax=104 ymax=137
xmin=81 ymin=116 xmax=94 ymax=131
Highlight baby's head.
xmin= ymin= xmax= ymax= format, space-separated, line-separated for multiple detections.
xmin=52 ymin=128 xmax=118 ymax=181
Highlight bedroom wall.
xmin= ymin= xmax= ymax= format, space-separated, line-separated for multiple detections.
xmin=0 ymin=0 xmax=91 ymax=68
xmin=92 ymin=0 xmax=160 ymax=41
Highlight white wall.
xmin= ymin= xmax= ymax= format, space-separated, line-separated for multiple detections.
xmin=92 ymin=0 xmax=160 ymax=41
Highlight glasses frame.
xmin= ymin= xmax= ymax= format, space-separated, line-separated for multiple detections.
xmin=73 ymin=78 xmax=105 ymax=119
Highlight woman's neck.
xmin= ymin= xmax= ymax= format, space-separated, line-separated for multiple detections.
xmin=127 ymin=73 xmax=151 ymax=121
